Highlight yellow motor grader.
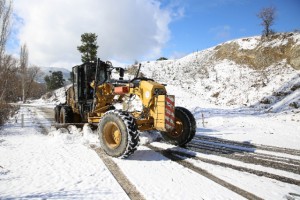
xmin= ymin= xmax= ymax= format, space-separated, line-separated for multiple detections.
xmin=54 ymin=58 xmax=196 ymax=158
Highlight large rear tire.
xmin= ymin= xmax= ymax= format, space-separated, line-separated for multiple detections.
xmin=98 ymin=110 xmax=139 ymax=158
xmin=161 ymin=106 xmax=196 ymax=146
xmin=59 ymin=106 xmax=73 ymax=123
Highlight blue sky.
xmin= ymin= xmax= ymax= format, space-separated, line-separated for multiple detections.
xmin=161 ymin=0 xmax=300 ymax=58
xmin=8 ymin=0 xmax=300 ymax=68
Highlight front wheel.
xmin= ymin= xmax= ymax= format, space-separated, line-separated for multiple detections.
xmin=98 ymin=110 xmax=139 ymax=158
xmin=161 ymin=107 xmax=196 ymax=146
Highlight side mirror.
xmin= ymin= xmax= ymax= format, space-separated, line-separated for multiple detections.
xmin=96 ymin=59 xmax=108 ymax=85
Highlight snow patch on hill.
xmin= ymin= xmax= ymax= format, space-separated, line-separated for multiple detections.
xmin=235 ymin=37 xmax=260 ymax=50
xmin=41 ymin=85 xmax=71 ymax=105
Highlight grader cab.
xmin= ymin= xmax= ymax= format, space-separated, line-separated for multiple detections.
xmin=54 ymin=58 xmax=196 ymax=158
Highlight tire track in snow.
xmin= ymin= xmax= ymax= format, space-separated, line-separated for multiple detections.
xmin=23 ymin=106 xmax=54 ymax=135
xmin=146 ymin=144 xmax=263 ymax=200
xmin=188 ymin=137 xmax=300 ymax=174
xmin=194 ymin=135 xmax=300 ymax=156
xmin=168 ymin=147 xmax=300 ymax=186
xmin=92 ymin=146 xmax=145 ymax=200
xmin=187 ymin=142 xmax=300 ymax=174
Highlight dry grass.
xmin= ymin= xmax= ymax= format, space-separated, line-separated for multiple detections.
xmin=214 ymin=32 xmax=300 ymax=70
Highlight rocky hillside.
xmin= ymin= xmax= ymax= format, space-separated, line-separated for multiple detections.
xmin=141 ymin=32 xmax=300 ymax=111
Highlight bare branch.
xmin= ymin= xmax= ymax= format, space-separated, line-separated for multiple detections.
xmin=0 ymin=0 xmax=12 ymax=65
xmin=257 ymin=6 xmax=276 ymax=37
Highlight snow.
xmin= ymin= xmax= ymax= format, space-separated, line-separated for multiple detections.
xmin=151 ymin=142 xmax=300 ymax=199
xmin=40 ymin=85 xmax=71 ymax=105
xmin=112 ymin=146 xmax=245 ymax=200
xmin=145 ymin=57 xmax=300 ymax=109
xmin=295 ymin=33 xmax=300 ymax=45
xmin=270 ymin=88 xmax=300 ymax=112
xmin=140 ymin=33 xmax=300 ymax=110
xmin=230 ymin=32 xmax=300 ymax=50
xmin=187 ymin=157 xmax=300 ymax=200
xmin=262 ymin=36 xmax=289 ymax=48
xmin=0 ymin=106 xmax=247 ymax=199
xmin=194 ymin=108 xmax=300 ymax=149
xmin=1 ymin=99 xmax=299 ymax=199
xmin=0 ymin=107 xmax=128 ymax=200
xmin=1 ymin=33 xmax=300 ymax=199
xmin=235 ymin=37 xmax=260 ymax=50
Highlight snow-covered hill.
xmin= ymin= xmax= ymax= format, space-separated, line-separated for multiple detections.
xmin=140 ymin=32 xmax=300 ymax=112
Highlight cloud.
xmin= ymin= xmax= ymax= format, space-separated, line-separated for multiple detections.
xmin=12 ymin=0 xmax=175 ymax=68
xmin=209 ymin=25 xmax=231 ymax=40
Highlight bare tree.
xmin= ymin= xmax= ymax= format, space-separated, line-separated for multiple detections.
xmin=25 ymin=66 xmax=42 ymax=99
xmin=20 ymin=44 xmax=29 ymax=103
xmin=257 ymin=6 xmax=276 ymax=38
xmin=0 ymin=0 xmax=12 ymax=65
xmin=0 ymin=0 xmax=13 ymax=102
xmin=0 ymin=55 xmax=17 ymax=101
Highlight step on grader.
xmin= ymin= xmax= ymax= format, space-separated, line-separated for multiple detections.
xmin=54 ymin=58 xmax=196 ymax=158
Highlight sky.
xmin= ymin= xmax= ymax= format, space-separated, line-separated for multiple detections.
xmin=6 ymin=0 xmax=300 ymax=70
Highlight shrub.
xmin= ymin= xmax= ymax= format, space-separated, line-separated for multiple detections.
xmin=260 ymin=97 xmax=273 ymax=104
xmin=156 ymin=57 xmax=168 ymax=61
xmin=0 ymin=102 xmax=19 ymax=126
xmin=291 ymin=83 xmax=300 ymax=91
xmin=211 ymin=92 xmax=220 ymax=98
xmin=289 ymin=102 xmax=299 ymax=109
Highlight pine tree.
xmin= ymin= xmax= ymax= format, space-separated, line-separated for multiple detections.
xmin=77 ymin=33 xmax=99 ymax=63
xmin=44 ymin=71 xmax=65 ymax=91
xmin=157 ymin=57 xmax=168 ymax=61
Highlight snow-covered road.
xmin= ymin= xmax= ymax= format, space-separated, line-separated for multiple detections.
xmin=0 ymin=106 xmax=129 ymax=199
xmin=0 ymin=104 xmax=300 ymax=200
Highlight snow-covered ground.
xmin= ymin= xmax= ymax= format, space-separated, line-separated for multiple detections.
xmin=1 ymin=33 xmax=300 ymax=199
xmin=1 ymin=100 xmax=299 ymax=199
xmin=0 ymin=106 xmax=129 ymax=199
xmin=166 ymin=85 xmax=300 ymax=150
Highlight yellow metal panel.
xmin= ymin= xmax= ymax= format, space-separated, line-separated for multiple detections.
xmin=152 ymin=95 xmax=167 ymax=131
xmin=140 ymin=81 xmax=166 ymax=107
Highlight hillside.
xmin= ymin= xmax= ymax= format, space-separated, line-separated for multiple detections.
xmin=141 ymin=32 xmax=300 ymax=112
